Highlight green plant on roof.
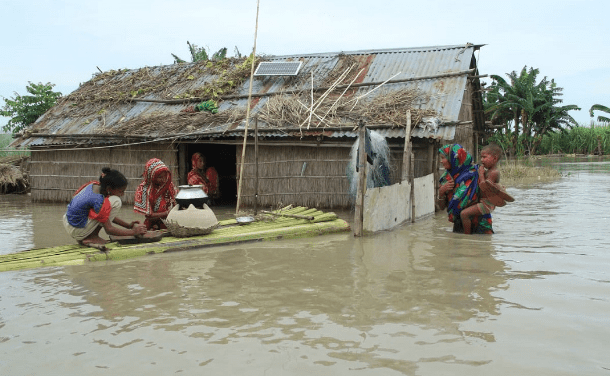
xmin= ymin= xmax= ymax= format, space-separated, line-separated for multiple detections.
xmin=172 ymin=41 xmax=229 ymax=64
xmin=172 ymin=53 xmax=259 ymax=102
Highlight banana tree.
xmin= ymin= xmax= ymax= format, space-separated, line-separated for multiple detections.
xmin=589 ymin=104 xmax=610 ymax=123
xmin=484 ymin=66 xmax=580 ymax=155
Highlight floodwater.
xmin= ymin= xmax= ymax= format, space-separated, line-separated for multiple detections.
xmin=1 ymin=159 xmax=609 ymax=375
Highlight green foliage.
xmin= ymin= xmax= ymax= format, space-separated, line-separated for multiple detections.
xmin=1 ymin=82 xmax=62 ymax=134
xmin=172 ymin=41 xmax=232 ymax=63
xmin=589 ymin=104 xmax=610 ymax=123
xmin=0 ymin=133 xmax=29 ymax=158
xmin=537 ymin=124 xmax=610 ymax=155
xmin=483 ymin=66 xmax=580 ymax=155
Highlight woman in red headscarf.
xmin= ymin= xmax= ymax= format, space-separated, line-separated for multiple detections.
xmin=134 ymin=158 xmax=177 ymax=230
xmin=187 ymin=152 xmax=219 ymax=199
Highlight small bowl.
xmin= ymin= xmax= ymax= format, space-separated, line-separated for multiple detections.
xmin=235 ymin=216 xmax=255 ymax=225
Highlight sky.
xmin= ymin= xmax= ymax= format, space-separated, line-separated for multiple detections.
xmin=1 ymin=0 xmax=609 ymax=131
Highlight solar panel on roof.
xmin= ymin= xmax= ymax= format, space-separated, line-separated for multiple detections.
xmin=254 ymin=61 xmax=302 ymax=76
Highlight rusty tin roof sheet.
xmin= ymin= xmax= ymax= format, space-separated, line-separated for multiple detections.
xmin=14 ymin=44 xmax=481 ymax=148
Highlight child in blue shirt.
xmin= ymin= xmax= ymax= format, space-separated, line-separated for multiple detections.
xmin=63 ymin=167 xmax=147 ymax=246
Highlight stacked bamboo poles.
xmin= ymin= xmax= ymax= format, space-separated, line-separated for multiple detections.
xmin=29 ymin=143 xmax=178 ymax=204
xmin=0 ymin=207 xmax=349 ymax=273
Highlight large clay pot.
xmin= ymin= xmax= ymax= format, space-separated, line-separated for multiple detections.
xmin=175 ymin=184 xmax=209 ymax=209
xmin=164 ymin=204 xmax=218 ymax=237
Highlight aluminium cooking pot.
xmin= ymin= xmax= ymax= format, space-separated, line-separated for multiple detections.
xmin=175 ymin=184 xmax=209 ymax=209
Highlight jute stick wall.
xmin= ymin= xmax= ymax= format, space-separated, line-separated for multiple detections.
xmin=235 ymin=140 xmax=433 ymax=209
xmin=29 ymin=143 xmax=178 ymax=204
xmin=237 ymin=145 xmax=352 ymax=209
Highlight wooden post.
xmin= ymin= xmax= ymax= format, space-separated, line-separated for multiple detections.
xmin=433 ymin=141 xmax=440 ymax=211
xmin=402 ymin=110 xmax=412 ymax=181
xmin=427 ymin=140 xmax=435 ymax=175
xmin=354 ymin=120 xmax=367 ymax=237
xmin=254 ymin=115 xmax=259 ymax=215
xmin=410 ymin=151 xmax=415 ymax=223
xmin=178 ymin=144 xmax=187 ymax=185
xmin=474 ymin=132 xmax=479 ymax=161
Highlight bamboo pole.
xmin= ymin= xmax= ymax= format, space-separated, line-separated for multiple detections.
xmin=235 ymin=0 xmax=260 ymax=215
xmin=260 ymin=211 xmax=314 ymax=220
xmin=254 ymin=115 xmax=259 ymax=215
xmin=354 ymin=120 xmax=367 ymax=237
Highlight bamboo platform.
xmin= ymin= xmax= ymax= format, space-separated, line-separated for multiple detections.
xmin=0 ymin=207 xmax=350 ymax=273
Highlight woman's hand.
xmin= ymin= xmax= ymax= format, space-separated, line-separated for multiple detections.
xmin=130 ymin=221 xmax=141 ymax=229
xmin=439 ymin=175 xmax=454 ymax=196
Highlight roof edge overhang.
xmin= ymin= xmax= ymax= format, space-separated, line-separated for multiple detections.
xmin=268 ymin=44 xmax=486 ymax=60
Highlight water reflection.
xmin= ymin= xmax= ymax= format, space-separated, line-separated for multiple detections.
xmin=35 ymin=219 xmax=510 ymax=374
xmin=1 ymin=161 xmax=610 ymax=375
xmin=0 ymin=195 xmax=34 ymax=253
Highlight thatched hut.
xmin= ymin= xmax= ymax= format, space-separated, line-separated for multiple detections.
xmin=10 ymin=44 xmax=487 ymax=209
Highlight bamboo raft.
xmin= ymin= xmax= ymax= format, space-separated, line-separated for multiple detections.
xmin=0 ymin=207 xmax=350 ymax=273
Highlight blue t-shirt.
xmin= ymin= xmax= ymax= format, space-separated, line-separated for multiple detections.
xmin=66 ymin=183 xmax=105 ymax=228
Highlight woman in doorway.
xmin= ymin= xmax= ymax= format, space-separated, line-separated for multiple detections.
xmin=187 ymin=152 xmax=219 ymax=201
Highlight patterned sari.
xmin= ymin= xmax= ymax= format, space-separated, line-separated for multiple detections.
xmin=134 ymin=158 xmax=177 ymax=229
xmin=439 ymin=144 xmax=493 ymax=234
xmin=187 ymin=153 xmax=219 ymax=197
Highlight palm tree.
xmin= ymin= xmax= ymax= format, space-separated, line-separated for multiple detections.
xmin=589 ymin=104 xmax=610 ymax=123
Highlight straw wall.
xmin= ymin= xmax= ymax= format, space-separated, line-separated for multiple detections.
xmin=237 ymin=144 xmax=352 ymax=209
xmin=235 ymin=137 xmax=437 ymax=209
xmin=30 ymin=143 xmax=178 ymax=204
xmin=389 ymin=141 xmax=437 ymax=181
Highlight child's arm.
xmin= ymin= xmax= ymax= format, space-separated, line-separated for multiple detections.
xmin=478 ymin=167 xmax=500 ymax=195
xmin=104 ymin=218 xmax=147 ymax=236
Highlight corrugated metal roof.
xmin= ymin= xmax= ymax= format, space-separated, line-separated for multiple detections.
xmin=13 ymin=44 xmax=480 ymax=148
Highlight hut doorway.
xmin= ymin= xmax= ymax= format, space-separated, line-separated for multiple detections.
xmin=181 ymin=143 xmax=237 ymax=206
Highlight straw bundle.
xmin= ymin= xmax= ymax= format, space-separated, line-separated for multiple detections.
xmin=0 ymin=163 xmax=29 ymax=194
xmin=257 ymin=88 xmax=437 ymax=129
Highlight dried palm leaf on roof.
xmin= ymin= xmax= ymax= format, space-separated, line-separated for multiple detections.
xmin=59 ymin=56 xmax=260 ymax=118
xmin=96 ymin=107 xmax=247 ymax=136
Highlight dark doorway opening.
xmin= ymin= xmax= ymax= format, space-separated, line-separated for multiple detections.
xmin=184 ymin=143 xmax=237 ymax=206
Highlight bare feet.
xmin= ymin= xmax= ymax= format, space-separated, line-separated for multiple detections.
xmin=79 ymin=236 xmax=108 ymax=246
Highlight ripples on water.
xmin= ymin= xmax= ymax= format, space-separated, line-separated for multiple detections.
xmin=1 ymin=161 xmax=609 ymax=375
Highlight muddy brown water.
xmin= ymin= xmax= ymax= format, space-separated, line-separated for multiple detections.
xmin=1 ymin=159 xmax=609 ymax=375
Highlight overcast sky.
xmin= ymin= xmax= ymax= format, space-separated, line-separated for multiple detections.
xmin=1 ymin=0 xmax=609 ymax=131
